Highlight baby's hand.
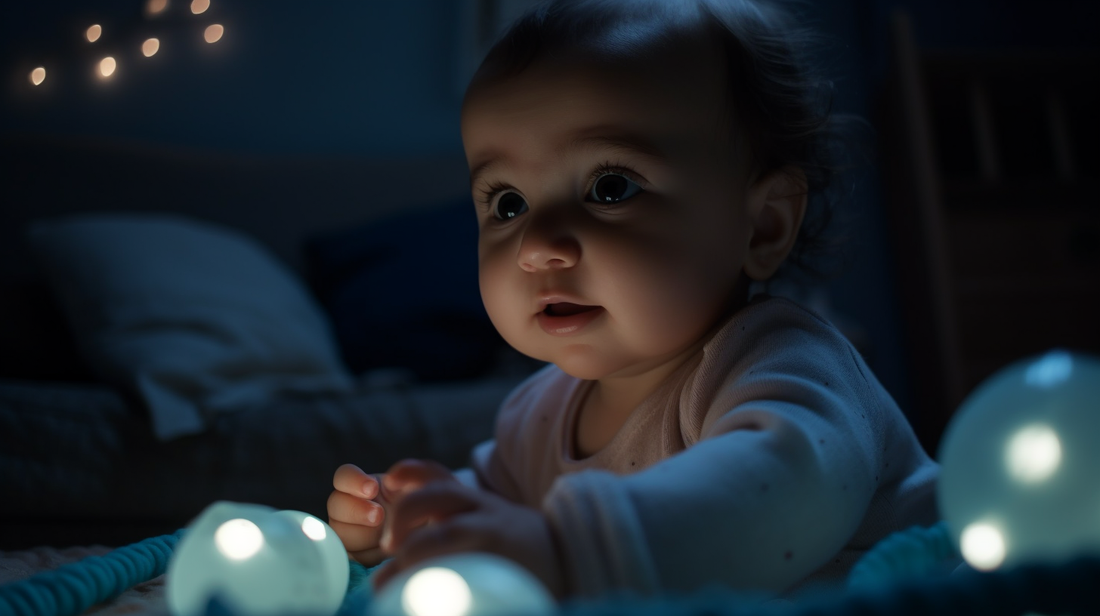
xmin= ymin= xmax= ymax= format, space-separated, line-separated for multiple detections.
xmin=327 ymin=463 xmax=390 ymax=565
xmin=327 ymin=460 xmax=456 ymax=566
xmin=372 ymin=477 xmax=566 ymax=599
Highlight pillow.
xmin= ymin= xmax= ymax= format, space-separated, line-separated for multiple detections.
xmin=305 ymin=199 xmax=504 ymax=382
xmin=28 ymin=214 xmax=354 ymax=440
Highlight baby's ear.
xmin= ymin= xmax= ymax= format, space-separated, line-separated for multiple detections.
xmin=743 ymin=166 xmax=808 ymax=281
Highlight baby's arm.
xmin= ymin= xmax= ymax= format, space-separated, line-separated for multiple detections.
xmin=544 ymin=371 xmax=885 ymax=596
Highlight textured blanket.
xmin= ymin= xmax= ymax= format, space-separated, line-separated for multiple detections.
xmin=3 ymin=526 xmax=1099 ymax=616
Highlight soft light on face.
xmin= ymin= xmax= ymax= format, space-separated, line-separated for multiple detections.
xmin=30 ymin=67 xmax=46 ymax=86
xmin=204 ymin=24 xmax=224 ymax=43
xmin=142 ymin=38 xmax=161 ymax=57
xmin=960 ymin=522 xmax=1006 ymax=571
xmin=86 ymin=24 xmax=102 ymax=43
xmin=192 ymin=0 xmax=211 ymax=14
xmin=402 ymin=567 xmax=472 ymax=616
xmin=463 ymin=55 xmax=752 ymax=383
xmin=300 ymin=515 xmax=326 ymax=541
xmin=99 ymin=57 xmax=117 ymax=78
xmin=1006 ymin=423 xmax=1061 ymax=483
xmin=214 ymin=518 xmax=264 ymax=560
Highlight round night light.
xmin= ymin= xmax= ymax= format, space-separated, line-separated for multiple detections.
xmin=192 ymin=0 xmax=210 ymax=15
xmin=147 ymin=0 xmax=169 ymax=16
xmin=370 ymin=552 xmax=554 ymax=616
xmin=86 ymin=25 xmax=102 ymax=43
xmin=167 ymin=502 xmax=350 ymax=616
xmin=30 ymin=67 xmax=46 ymax=86
xmin=938 ymin=350 xmax=1100 ymax=571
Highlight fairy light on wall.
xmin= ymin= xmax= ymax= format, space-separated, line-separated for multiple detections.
xmin=99 ymin=57 xmax=117 ymax=78
xmin=204 ymin=24 xmax=224 ymax=43
xmin=143 ymin=38 xmax=161 ymax=57
xmin=16 ymin=0 xmax=227 ymax=91
xmin=146 ymin=0 xmax=169 ymax=16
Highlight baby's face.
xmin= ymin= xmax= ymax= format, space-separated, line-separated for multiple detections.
xmin=461 ymin=52 xmax=756 ymax=380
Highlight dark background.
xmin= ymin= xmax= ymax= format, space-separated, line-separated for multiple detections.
xmin=2 ymin=0 xmax=1097 ymax=427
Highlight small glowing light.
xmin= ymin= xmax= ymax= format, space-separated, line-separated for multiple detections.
xmin=142 ymin=38 xmax=160 ymax=57
xmin=1025 ymin=350 xmax=1073 ymax=388
xmin=204 ymin=24 xmax=224 ymax=43
xmin=960 ymin=522 xmax=1007 ymax=571
xmin=147 ymin=0 xmax=169 ymax=15
xmin=301 ymin=516 xmax=326 ymax=541
xmin=402 ymin=567 xmax=472 ymax=616
xmin=214 ymin=518 xmax=264 ymax=560
xmin=1006 ymin=423 xmax=1062 ymax=483
xmin=191 ymin=0 xmax=210 ymax=14
xmin=86 ymin=24 xmax=103 ymax=43
xmin=30 ymin=67 xmax=46 ymax=86
xmin=99 ymin=57 xmax=117 ymax=78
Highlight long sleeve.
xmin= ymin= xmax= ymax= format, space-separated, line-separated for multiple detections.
xmin=542 ymin=407 xmax=876 ymax=595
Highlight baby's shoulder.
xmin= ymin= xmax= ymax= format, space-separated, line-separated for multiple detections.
xmin=718 ymin=294 xmax=857 ymax=362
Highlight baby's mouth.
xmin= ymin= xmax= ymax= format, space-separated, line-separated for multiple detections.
xmin=543 ymin=302 xmax=600 ymax=317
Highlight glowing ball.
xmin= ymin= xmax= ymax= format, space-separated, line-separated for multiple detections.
xmin=167 ymin=501 xmax=350 ymax=616
xmin=938 ymin=350 xmax=1100 ymax=571
xmin=370 ymin=552 xmax=555 ymax=616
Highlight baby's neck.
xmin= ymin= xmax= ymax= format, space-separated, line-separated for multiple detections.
xmin=574 ymin=336 xmax=709 ymax=458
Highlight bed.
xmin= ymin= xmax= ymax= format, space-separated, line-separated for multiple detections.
xmin=0 ymin=133 xmax=542 ymax=551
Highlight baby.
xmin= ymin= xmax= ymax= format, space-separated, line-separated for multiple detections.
xmin=327 ymin=0 xmax=938 ymax=599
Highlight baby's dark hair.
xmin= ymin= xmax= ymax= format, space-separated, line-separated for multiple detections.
xmin=469 ymin=0 xmax=852 ymax=282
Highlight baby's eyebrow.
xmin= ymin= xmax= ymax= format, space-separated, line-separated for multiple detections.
xmin=469 ymin=129 xmax=667 ymax=189
xmin=567 ymin=131 xmax=667 ymax=162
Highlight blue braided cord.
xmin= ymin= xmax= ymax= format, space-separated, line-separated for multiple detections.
xmin=0 ymin=529 xmax=185 ymax=616
xmin=846 ymin=521 xmax=960 ymax=590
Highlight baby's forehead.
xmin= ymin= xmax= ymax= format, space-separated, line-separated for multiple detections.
xmin=463 ymin=38 xmax=735 ymax=139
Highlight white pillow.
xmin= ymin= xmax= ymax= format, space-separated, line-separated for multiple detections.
xmin=28 ymin=214 xmax=354 ymax=440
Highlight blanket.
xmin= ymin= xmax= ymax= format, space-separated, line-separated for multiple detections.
xmin=2 ymin=526 xmax=1098 ymax=616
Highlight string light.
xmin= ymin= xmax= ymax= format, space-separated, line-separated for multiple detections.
xmin=146 ymin=0 xmax=169 ymax=16
xmin=20 ymin=0 xmax=232 ymax=89
xmin=99 ymin=56 xmax=117 ymax=78
xmin=204 ymin=24 xmax=224 ymax=43
xmin=143 ymin=38 xmax=161 ymax=57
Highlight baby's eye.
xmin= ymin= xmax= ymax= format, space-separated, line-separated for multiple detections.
xmin=493 ymin=191 xmax=528 ymax=221
xmin=589 ymin=173 xmax=643 ymax=205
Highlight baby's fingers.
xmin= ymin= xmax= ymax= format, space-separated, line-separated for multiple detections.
xmin=333 ymin=463 xmax=379 ymax=499
xmin=383 ymin=459 xmax=455 ymax=496
xmin=327 ymin=490 xmax=384 ymax=527
xmin=382 ymin=482 xmax=477 ymax=553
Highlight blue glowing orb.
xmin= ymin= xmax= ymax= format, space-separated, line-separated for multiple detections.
xmin=369 ymin=552 xmax=555 ymax=616
xmin=166 ymin=501 xmax=349 ymax=616
xmin=937 ymin=350 xmax=1100 ymax=571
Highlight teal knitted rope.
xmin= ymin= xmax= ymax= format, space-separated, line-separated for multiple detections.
xmin=0 ymin=529 xmax=185 ymax=616
xmin=847 ymin=521 xmax=959 ymax=589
